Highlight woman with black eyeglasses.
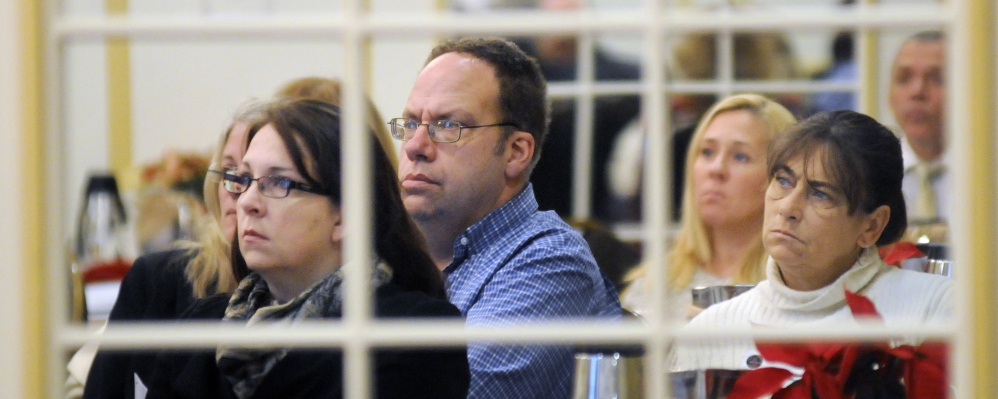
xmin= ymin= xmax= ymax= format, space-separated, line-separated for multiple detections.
xmin=145 ymin=98 xmax=469 ymax=399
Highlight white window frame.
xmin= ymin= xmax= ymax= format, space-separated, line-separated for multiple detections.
xmin=42 ymin=1 xmax=988 ymax=398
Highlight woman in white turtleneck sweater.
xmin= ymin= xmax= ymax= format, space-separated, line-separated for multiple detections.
xmin=672 ymin=110 xmax=954 ymax=371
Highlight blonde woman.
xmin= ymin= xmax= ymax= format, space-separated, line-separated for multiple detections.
xmin=621 ymin=94 xmax=796 ymax=321
xmin=82 ymin=101 xmax=261 ymax=399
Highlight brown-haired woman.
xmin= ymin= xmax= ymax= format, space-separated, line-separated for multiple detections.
xmin=146 ymin=99 xmax=469 ymax=398
xmin=673 ymin=110 xmax=953 ymax=370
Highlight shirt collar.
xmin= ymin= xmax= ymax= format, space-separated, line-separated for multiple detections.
xmin=445 ymin=184 xmax=537 ymax=271
xmin=900 ymin=133 xmax=948 ymax=172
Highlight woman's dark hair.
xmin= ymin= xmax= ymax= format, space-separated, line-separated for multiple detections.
xmin=231 ymin=98 xmax=446 ymax=299
xmin=767 ymin=110 xmax=907 ymax=246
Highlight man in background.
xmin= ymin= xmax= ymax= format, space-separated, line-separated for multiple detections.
xmin=888 ymin=31 xmax=948 ymax=230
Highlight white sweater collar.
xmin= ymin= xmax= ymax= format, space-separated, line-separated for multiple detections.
xmin=761 ymin=247 xmax=885 ymax=313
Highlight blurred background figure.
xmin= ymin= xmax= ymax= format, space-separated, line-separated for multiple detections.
xmin=451 ymin=0 xmax=639 ymax=81
xmin=888 ymin=31 xmax=948 ymax=242
xmin=809 ymin=0 xmax=858 ymax=114
xmin=620 ymin=94 xmax=796 ymax=321
xmin=810 ymin=31 xmax=857 ymax=113
xmin=609 ymin=31 xmax=804 ymax=222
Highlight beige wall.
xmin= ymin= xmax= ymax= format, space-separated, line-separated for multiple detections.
xmin=0 ymin=0 xmax=26 ymax=395
xmin=57 ymin=2 xmax=436 ymax=243
xmin=1 ymin=0 xmax=40 ymax=396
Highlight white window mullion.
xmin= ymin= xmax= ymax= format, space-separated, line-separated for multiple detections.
xmin=640 ymin=0 xmax=670 ymax=396
xmin=718 ymin=27 xmax=734 ymax=99
xmin=571 ymin=32 xmax=596 ymax=220
xmin=47 ymin=0 xmax=77 ymax=394
xmin=341 ymin=1 xmax=374 ymax=398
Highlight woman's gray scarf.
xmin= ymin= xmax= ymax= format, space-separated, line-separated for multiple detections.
xmin=216 ymin=262 xmax=392 ymax=399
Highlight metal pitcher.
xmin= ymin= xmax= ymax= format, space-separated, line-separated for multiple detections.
xmin=924 ymin=259 xmax=953 ymax=277
xmin=572 ymin=351 xmax=644 ymax=399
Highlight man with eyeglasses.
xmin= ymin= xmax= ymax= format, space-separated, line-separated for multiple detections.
xmin=393 ymin=37 xmax=621 ymax=398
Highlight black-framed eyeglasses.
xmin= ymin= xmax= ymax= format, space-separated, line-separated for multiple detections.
xmin=387 ymin=118 xmax=519 ymax=143
xmin=219 ymin=171 xmax=326 ymax=199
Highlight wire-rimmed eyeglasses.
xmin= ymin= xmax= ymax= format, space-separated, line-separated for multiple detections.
xmin=387 ymin=118 xmax=519 ymax=143
xmin=209 ymin=170 xmax=326 ymax=198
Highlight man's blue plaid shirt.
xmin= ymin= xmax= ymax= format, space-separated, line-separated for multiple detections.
xmin=443 ymin=184 xmax=622 ymax=399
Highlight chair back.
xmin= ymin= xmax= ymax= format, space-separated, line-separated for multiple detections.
xmin=691 ymin=285 xmax=755 ymax=309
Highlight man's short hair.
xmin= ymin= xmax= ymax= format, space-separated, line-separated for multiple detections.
xmin=426 ymin=37 xmax=550 ymax=172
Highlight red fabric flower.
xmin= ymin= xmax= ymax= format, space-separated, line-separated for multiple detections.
xmin=729 ymin=342 xmax=860 ymax=399
xmin=728 ymin=367 xmax=793 ymax=399
xmin=879 ymin=241 xmax=925 ymax=267
xmin=729 ymin=290 xmax=948 ymax=399
xmin=883 ymin=342 xmax=949 ymax=399
xmin=844 ymin=290 xmax=883 ymax=321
